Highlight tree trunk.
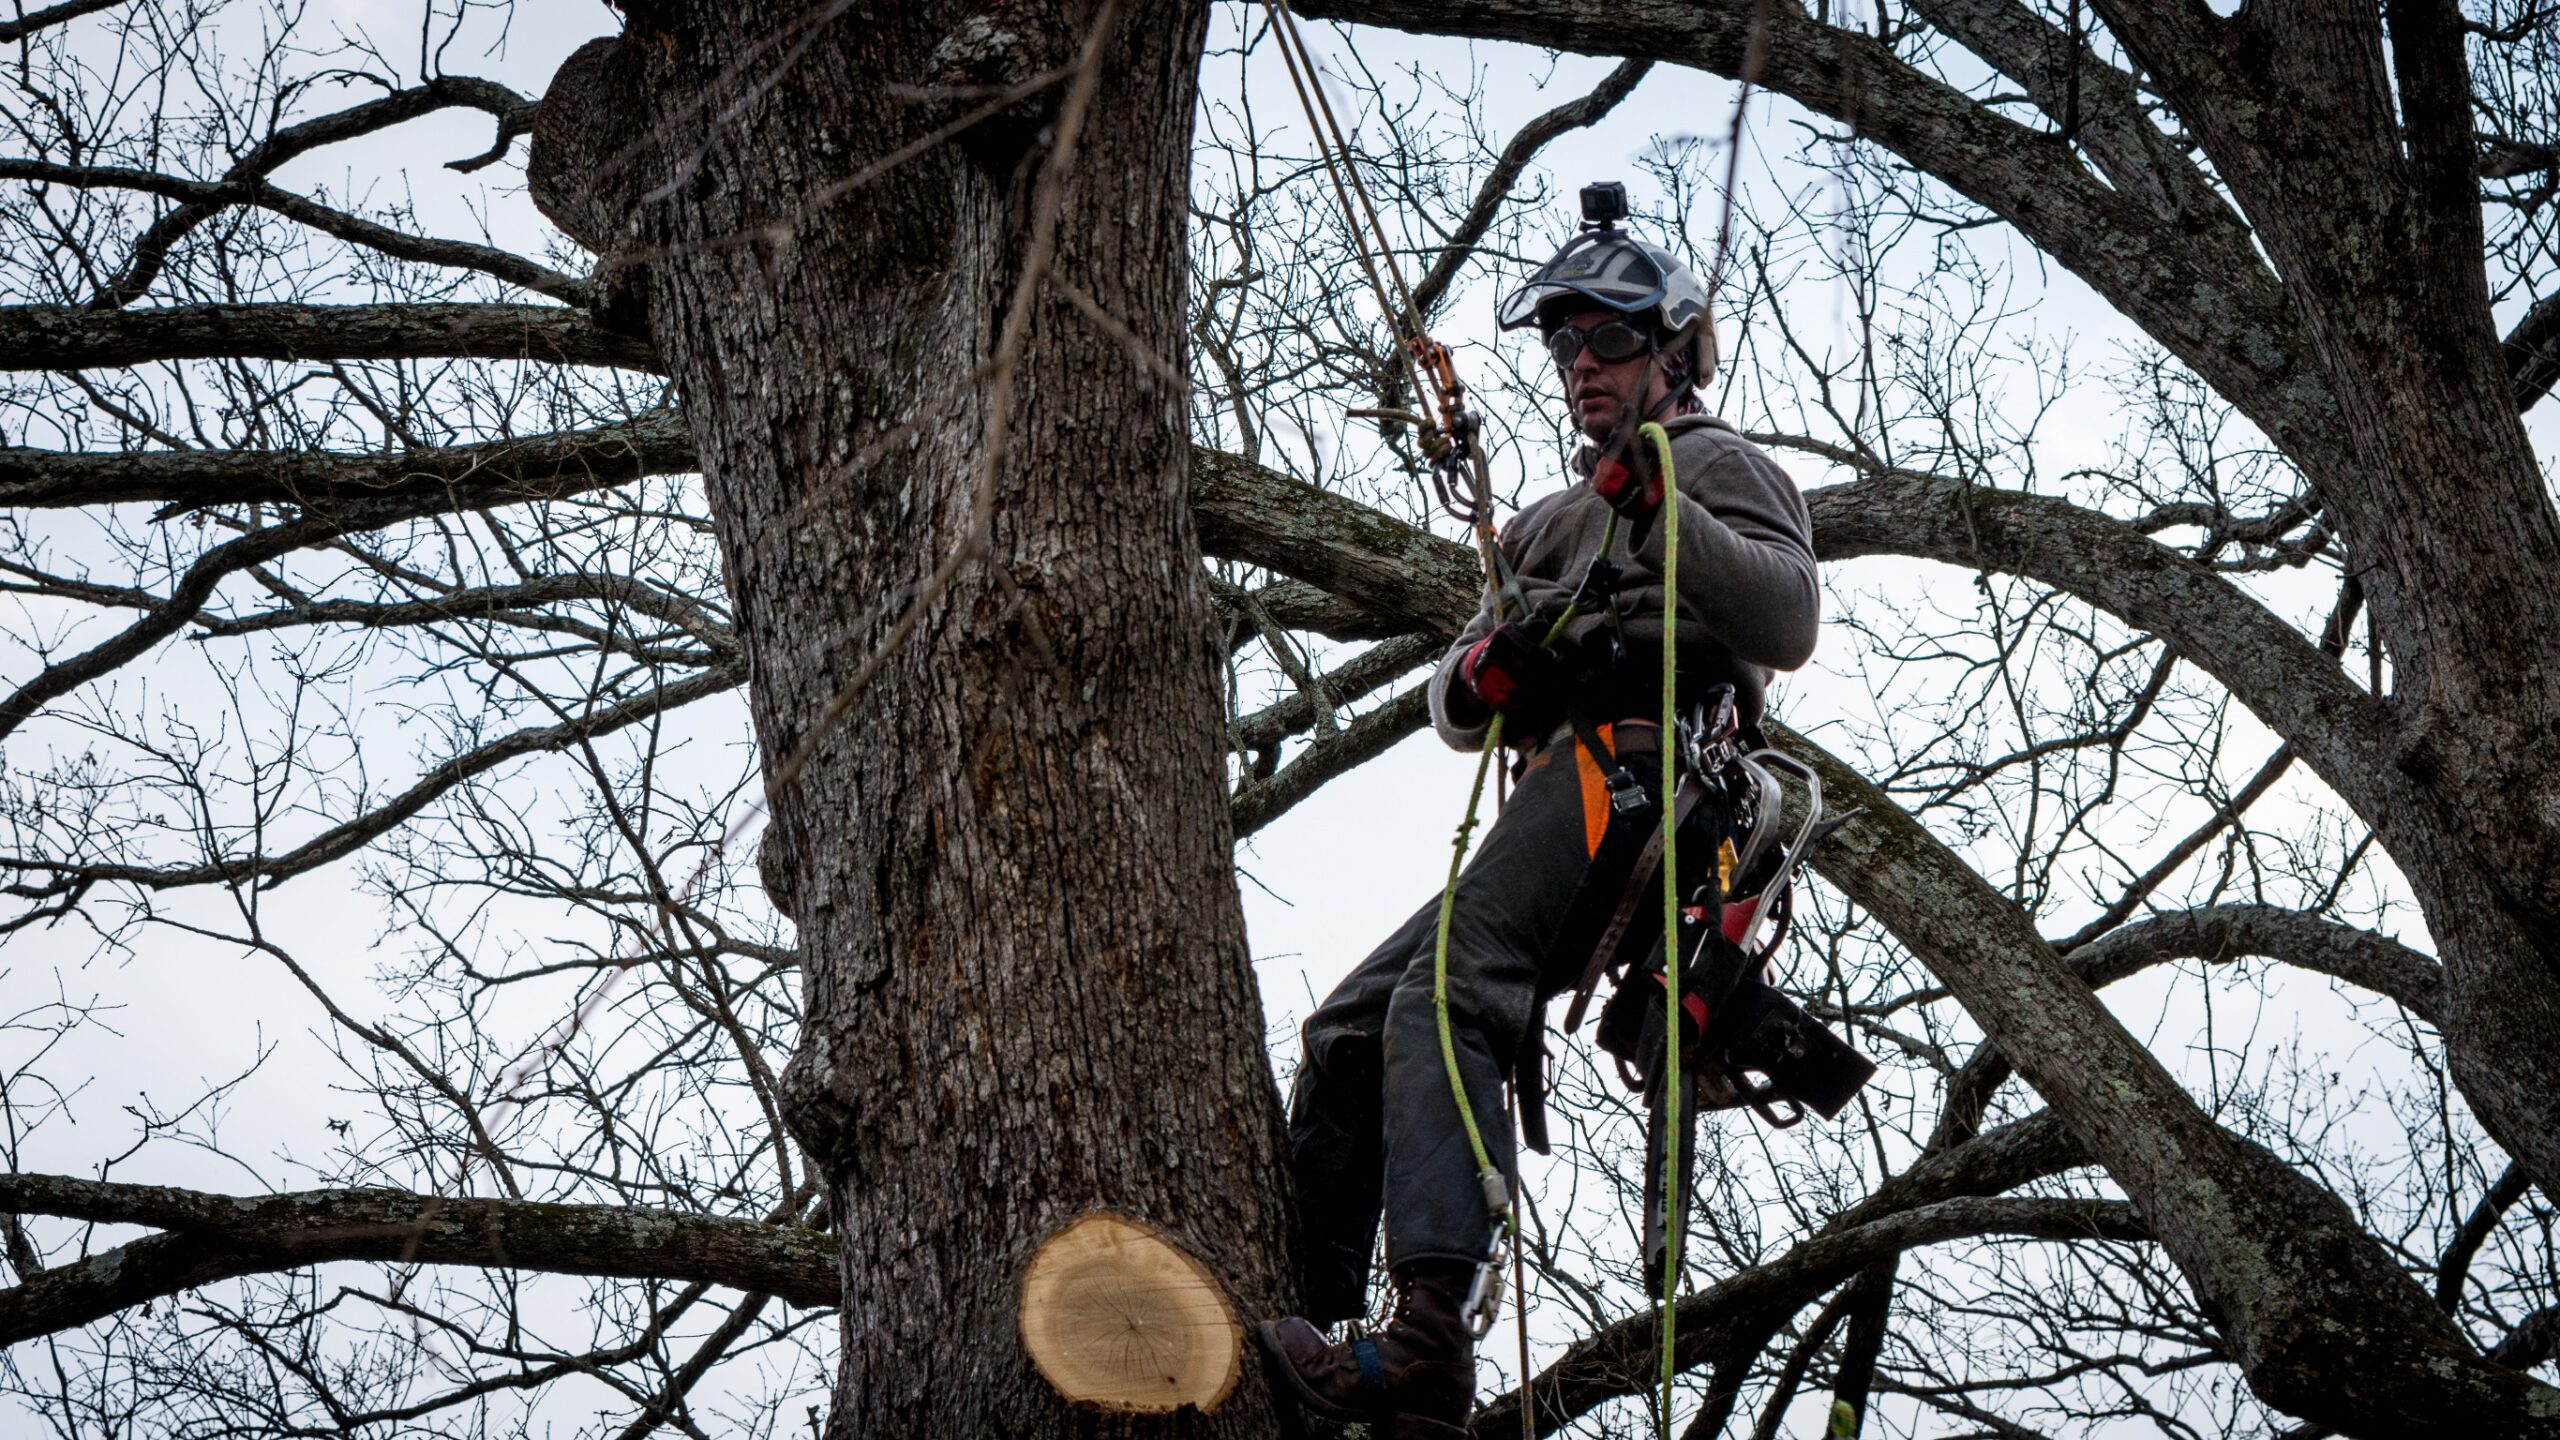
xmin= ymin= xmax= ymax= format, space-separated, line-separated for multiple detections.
xmin=2082 ymin=0 xmax=2560 ymax=1214
xmin=530 ymin=7 xmax=1295 ymax=1436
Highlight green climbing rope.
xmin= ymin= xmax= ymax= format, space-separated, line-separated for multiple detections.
xmin=1428 ymin=511 xmax=1622 ymax=1277
xmin=1644 ymin=418 xmax=1681 ymax=1438
xmin=1426 ymin=421 xmax=1678 ymax=1435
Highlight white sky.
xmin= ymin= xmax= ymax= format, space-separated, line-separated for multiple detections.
xmin=6 ymin=2 xmax=2548 ymax=1435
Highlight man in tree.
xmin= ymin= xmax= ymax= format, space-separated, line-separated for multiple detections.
xmin=1258 ymin=189 xmax=1821 ymax=1436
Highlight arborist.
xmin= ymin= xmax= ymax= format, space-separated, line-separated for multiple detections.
xmin=1257 ymin=184 xmax=1822 ymax=1437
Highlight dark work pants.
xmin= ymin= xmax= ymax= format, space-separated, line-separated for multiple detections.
xmin=1286 ymin=728 xmax=1647 ymax=1323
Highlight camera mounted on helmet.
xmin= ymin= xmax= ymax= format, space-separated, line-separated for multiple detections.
xmin=1580 ymin=180 xmax=1630 ymax=231
xmin=1495 ymin=180 xmax=1719 ymax=394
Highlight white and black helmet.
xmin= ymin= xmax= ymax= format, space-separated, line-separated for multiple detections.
xmin=1497 ymin=207 xmax=1718 ymax=389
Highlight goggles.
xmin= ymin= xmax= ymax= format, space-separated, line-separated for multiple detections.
xmin=1544 ymin=319 xmax=1655 ymax=369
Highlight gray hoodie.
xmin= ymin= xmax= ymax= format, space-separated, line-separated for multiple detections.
xmin=1427 ymin=412 xmax=1818 ymax=751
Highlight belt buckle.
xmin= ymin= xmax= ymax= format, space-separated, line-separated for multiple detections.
xmin=1607 ymin=769 xmax=1651 ymax=814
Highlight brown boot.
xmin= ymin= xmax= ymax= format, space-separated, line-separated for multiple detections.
xmin=1257 ymin=1263 xmax=1478 ymax=1438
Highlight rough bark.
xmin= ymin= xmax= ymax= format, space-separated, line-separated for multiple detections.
xmin=528 ymin=9 xmax=1288 ymax=1438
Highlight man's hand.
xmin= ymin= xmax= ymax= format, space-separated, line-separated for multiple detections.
xmin=1588 ymin=437 xmax=1663 ymax=518
xmin=1458 ymin=622 xmax=1559 ymax=716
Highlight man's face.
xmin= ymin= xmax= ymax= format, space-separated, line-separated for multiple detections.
xmin=1551 ymin=310 xmax=1674 ymax=441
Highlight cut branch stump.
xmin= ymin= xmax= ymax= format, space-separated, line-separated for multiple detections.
xmin=1018 ymin=1211 xmax=1240 ymax=1413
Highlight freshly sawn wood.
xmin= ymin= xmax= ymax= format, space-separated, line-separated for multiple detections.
xmin=1018 ymin=1212 xmax=1240 ymax=1413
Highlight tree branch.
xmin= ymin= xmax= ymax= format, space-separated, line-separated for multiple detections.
xmin=2504 ymin=289 xmax=2560 ymax=412
xmin=0 ymin=408 xmax=690 ymax=511
xmin=1770 ymin=716 xmax=2548 ymax=1431
xmin=0 ymin=0 xmax=126 ymax=43
xmin=0 ymin=302 xmax=655 ymax=372
xmin=1478 ymin=1196 xmax=2145 ymax=1438
xmin=2053 ymin=742 xmax=2297 ymax=952
xmin=0 ymin=158 xmax=585 ymax=305
xmin=1409 ymin=57 xmax=1650 ymax=321
xmin=1191 ymin=447 xmax=1479 ymax=635
xmin=1476 ymin=1111 xmax=2086 ymax=1435
xmin=2491 ymin=1305 xmax=2560 ymax=1371
xmin=2071 ymin=904 xmax=2445 ymax=1024
xmin=1210 ymin=576 xmax=1422 ymax=647
xmin=1906 ymin=0 xmax=2229 ymax=228
xmin=2 ymin=660 xmax=744 ymax=898
xmin=0 ymin=414 xmax=697 ymax=746
xmin=1296 ymin=0 xmax=2353 ymax=490
xmin=67 ymin=77 xmax=542 ymax=307
xmin=192 ymin=571 xmax=734 ymax=658
xmin=1231 ymin=685 xmax=1430 ymax=838
xmin=1233 ymin=632 xmax=1438 ymax=752
xmin=1807 ymin=473 xmax=2400 ymax=836
xmin=2438 ymin=1163 xmax=2534 ymax=1311
xmin=0 ymin=1172 xmax=833 ymax=1344
xmin=0 ymin=432 xmax=2404 ymax=866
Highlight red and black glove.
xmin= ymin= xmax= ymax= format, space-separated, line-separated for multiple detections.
xmin=1588 ymin=436 xmax=1663 ymax=518
xmin=1457 ymin=621 xmax=1558 ymax=716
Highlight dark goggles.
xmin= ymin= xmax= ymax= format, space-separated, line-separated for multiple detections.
xmin=1544 ymin=319 xmax=1655 ymax=368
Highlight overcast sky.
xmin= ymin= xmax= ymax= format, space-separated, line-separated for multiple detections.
xmin=8 ymin=2 xmax=2540 ymax=1434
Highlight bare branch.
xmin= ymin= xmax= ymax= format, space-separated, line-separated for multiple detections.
xmin=0 ymin=158 xmax=586 ymax=305
xmin=69 ymin=76 xmax=542 ymax=306
xmin=2071 ymin=904 xmax=2445 ymax=1023
xmin=0 ymin=0 xmax=125 ymax=44
xmin=1772 ymin=716 xmax=2525 ymax=1431
xmin=2438 ymin=1164 xmax=2535 ymax=1310
xmin=0 ymin=408 xmax=690 ymax=511
xmin=2053 ymin=743 xmax=2297 ymax=952
xmin=1231 ymin=685 xmax=1429 ymax=838
xmin=1408 ymin=57 xmax=1651 ymax=320
xmin=0 ymin=302 xmax=655 ymax=372
xmin=1233 ymin=631 xmax=1438 ymax=751
xmin=0 ymin=1172 xmax=834 ymax=1344
xmin=1296 ymin=0 xmax=2352 ymax=490
xmin=1482 ymin=1195 xmax=2144 ymax=1438
xmin=1808 ymin=474 xmax=2399 ymax=835
xmin=3 ymin=661 xmax=745 ymax=897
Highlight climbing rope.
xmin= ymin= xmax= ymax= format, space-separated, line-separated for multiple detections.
xmin=1647 ymin=419 xmax=1683 ymax=1434
xmin=1258 ymin=0 xmax=1525 ymax=622
xmin=1253 ymin=0 xmax=1547 ymax=1305
xmin=1254 ymin=11 xmax=1701 ymax=1435
xmin=1425 ymin=423 xmax=1678 ymax=1440
xmin=1425 ymin=512 xmax=1620 ymax=1331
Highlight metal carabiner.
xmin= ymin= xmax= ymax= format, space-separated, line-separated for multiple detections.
xmin=1731 ymin=750 xmax=1825 ymax=958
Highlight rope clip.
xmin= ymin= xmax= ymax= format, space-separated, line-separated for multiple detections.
xmin=1569 ymin=553 xmax=1624 ymax=612
xmin=1461 ymin=1172 xmax=1513 ymax=1338
xmin=1462 ymin=1254 xmax=1505 ymax=1339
